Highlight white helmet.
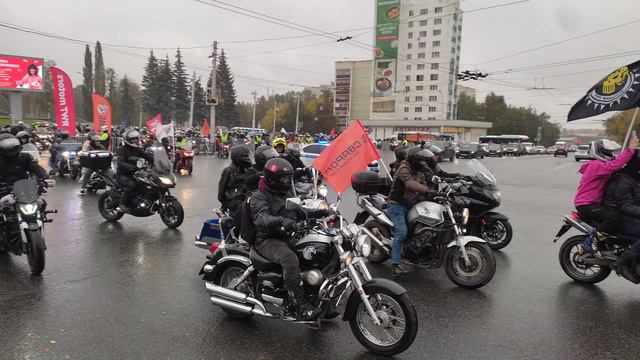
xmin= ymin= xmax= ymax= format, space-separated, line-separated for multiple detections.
xmin=589 ymin=139 xmax=621 ymax=162
xmin=100 ymin=125 xmax=109 ymax=132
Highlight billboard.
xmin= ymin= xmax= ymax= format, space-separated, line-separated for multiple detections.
xmin=0 ymin=54 xmax=44 ymax=92
xmin=372 ymin=0 xmax=400 ymax=113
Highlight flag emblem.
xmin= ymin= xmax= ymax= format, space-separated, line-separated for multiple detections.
xmin=587 ymin=66 xmax=639 ymax=111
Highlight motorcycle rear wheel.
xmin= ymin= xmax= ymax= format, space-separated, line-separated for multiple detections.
xmin=70 ymin=168 xmax=79 ymax=180
xmin=160 ymin=200 xmax=184 ymax=228
xmin=98 ymin=191 xmax=124 ymax=221
xmin=26 ymin=229 xmax=45 ymax=275
xmin=559 ymin=235 xmax=611 ymax=284
xmin=349 ymin=288 xmax=418 ymax=356
xmin=479 ymin=218 xmax=513 ymax=250
xmin=363 ymin=221 xmax=391 ymax=264
xmin=444 ymin=243 xmax=496 ymax=289
xmin=214 ymin=262 xmax=254 ymax=319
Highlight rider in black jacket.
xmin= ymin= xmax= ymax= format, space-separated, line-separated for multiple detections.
xmin=427 ymin=145 xmax=462 ymax=179
xmin=218 ymin=145 xmax=257 ymax=213
xmin=0 ymin=134 xmax=47 ymax=193
xmin=116 ymin=130 xmax=153 ymax=211
xmin=250 ymin=158 xmax=321 ymax=321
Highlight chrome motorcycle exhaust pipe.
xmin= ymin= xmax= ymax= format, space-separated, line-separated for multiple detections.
xmin=205 ymin=282 xmax=247 ymax=303
xmin=210 ymin=296 xmax=253 ymax=314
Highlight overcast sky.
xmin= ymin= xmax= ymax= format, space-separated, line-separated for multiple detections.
xmin=2 ymin=0 xmax=639 ymax=129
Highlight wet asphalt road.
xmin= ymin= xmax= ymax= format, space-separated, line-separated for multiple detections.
xmin=2 ymin=152 xmax=640 ymax=360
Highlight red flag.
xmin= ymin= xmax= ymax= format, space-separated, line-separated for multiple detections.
xmin=312 ymin=120 xmax=379 ymax=193
xmin=49 ymin=67 xmax=77 ymax=136
xmin=91 ymin=93 xmax=112 ymax=134
xmin=145 ymin=114 xmax=162 ymax=136
xmin=203 ymin=120 xmax=211 ymax=136
xmin=329 ymin=127 xmax=335 ymax=136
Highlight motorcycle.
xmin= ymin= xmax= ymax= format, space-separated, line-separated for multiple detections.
xmin=352 ymin=165 xmax=496 ymax=289
xmin=197 ymin=197 xmax=418 ymax=356
xmin=448 ymin=160 xmax=512 ymax=250
xmin=79 ymin=150 xmax=114 ymax=193
xmin=175 ymin=149 xmax=194 ymax=175
xmin=218 ymin=143 xmax=230 ymax=159
xmin=49 ymin=143 xmax=82 ymax=179
xmin=0 ymin=179 xmax=57 ymax=275
xmin=97 ymin=147 xmax=184 ymax=228
xmin=554 ymin=211 xmax=639 ymax=284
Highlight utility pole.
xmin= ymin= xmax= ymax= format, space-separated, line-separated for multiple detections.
xmin=295 ymin=94 xmax=300 ymax=134
xmin=272 ymin=89 xmax=277 ymax=134
xmin=188 ymin=71 xmax=196 ymax=128
xmin=209 ymin=41 xmax=218 ymax=149
xmin=251 ymin=90 xmax=257 ymax=129
xmin=138 ymin=102 xmax=142 ymax=129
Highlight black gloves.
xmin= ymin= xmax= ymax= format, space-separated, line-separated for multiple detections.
xmin=281 ymin=218 xmax=299 ymax=233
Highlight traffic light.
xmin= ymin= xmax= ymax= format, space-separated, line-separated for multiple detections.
xmin=206 ymin=88 xmax=218 ymax=105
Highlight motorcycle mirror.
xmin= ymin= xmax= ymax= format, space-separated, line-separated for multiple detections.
xmin=285 ymin=197 xmax=303 ymax=210
xmin=432 ymin=175 xmax=441 ymax=184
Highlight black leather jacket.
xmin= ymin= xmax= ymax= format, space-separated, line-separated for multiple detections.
xmin=218 ymin=164 xmax=258 ymax=212
xmin=0 ymin=153 xmax=47 ymax=186
xmin=116 ymin=145 xmax=153 ymax=176
xmin=250 ymin=180 xmax=296 ymax=243
xmin=603 ymin=171 xmax=640 ymax=219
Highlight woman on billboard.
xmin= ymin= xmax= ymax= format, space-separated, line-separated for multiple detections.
xmin=16 ymin=64 xmax=42 ymax=90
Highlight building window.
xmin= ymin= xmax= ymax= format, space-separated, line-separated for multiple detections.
xmin=415 ymin=107 xmax=423 ymax=112
xmin=417 ymin=53 xmax=426 ymax=59
xmin=435 ymin=7 xmax=443 ymax=13
xmin=420 ymin=8 xmax=428 ymax=15
xmin=430 ymin=85 xmax=438 ymax=90
xmin=405 ymin=86 xmax=410 ymax=92
xmin=416 ymin=85 xmax=424 ymax=91
xmin=429 ymin=106 xmax=437 ymax=112
xmin=434 ymin=18 xmax=442 ymax=25
xmin=404 ymin=96 xmax=410 ymax=102
xmin=404 ymin=107 xmax=410 ymax=112
xmin=414 ymin=117 xmax=422 ymax=120
xmin=418 ymin=42 xmax=426 ymax=48
xmin=408 ymin=21 xmax=414 ymax=28
xmin=416 ymin=75 xmax=424 ymax=81
xmin=415 ymin=96 xmax=423 ymax=102
xmin=431 ymin=63 xmax=439 ymax=70
xmin=427 ymin=117 xmax=436 ymax=120
xmin=419 ymin=31 xmax=427 ymax=38
xmin=433 ymin=41 xmax=440 ymax=47
xmin=405 ymin=75 xmax=411 ymax=81
xmin=407 ymin=54 xmax=412 ymax=59
xmin=432 ymin=51 xmax=440 ymax=58
xmin=408 ymin=32 xmax=413 ymax=39
xmin=407 ymin=43 xmax=413 ymax=49
xmin=417 ymin=64 xmax=425 ymax=70
xmin=429 ymin=96 xmax=437 ymax=101
xmin=430 ymin=74 xmax=438 ymax=81
xmin=419 ymin=20 xmax=428 ymax=26
xmin=433 ymin=29 xmax=441 ymax=36
xmin=409 ymin=10 xmax=414 ymax=16
xmin=406 ymin=64 xmax=411 ymax=70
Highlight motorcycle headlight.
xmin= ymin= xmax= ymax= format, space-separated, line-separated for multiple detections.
xmin=355 ymin=235 xmax=371 ymax=257
xmin=62 ymin=151 xmax=69 ymax=158
xmin=461 ymin=208 xmax=470 ymax=225
xmin=486 ymin=190 xmax=501 ymax=202
xmin=19 ymin=203 xmax=38 ymax=215
xmin=318 ymin=185 xmax=328 ymax=198
xmin=158 ymin=176 xmax=174 ymax=186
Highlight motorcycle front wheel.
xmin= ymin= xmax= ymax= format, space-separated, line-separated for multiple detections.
xmin=444 ymin=242 xmax=496 ymax=289
xmin=26 ymin=229 xmax=45 ymax=275
xmin=349 ymin=287 xmax=418 ymax=356
xmin=479 ymin=217 xmax=513 ymax=250
xmin=98 ymin=191 xmax=124 ymax=221
xmin=70 ymin=167 xmax=79 ymax=180
xmin=160 ymin=199 xmax=184 ymax=228
xmin=559 ymin=235 xmax=611 ymax=284
xmin=363 ymin=220 xmax=392 ymax=264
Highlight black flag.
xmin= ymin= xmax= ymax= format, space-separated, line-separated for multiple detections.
xmin=568 ymin=59 xmax=640 ymax=121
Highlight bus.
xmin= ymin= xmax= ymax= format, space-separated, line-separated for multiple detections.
xmin=397 ymin=131 xmax=453 ymax=143
xmin=479 ymin=135 xmax=530 ymax=145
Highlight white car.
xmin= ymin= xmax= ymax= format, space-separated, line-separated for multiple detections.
xmin=299 ymin=143 xmax=379 ymax=172
xmin=575 ymin=144 xmax=592 ymax=162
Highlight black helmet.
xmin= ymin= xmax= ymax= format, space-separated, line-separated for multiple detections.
xmin=230 ymin=145 xmax=252 ymax=168
xmin=394 ymin=145 xmax=408 ymax=161
xmin=89 ymin=134 xmax=101 ymax=143
xmin=58 ymin=129 xmax=69 ymax=139
xmin=255 ymin=145 xmax=279 ymax=170
xmin=16 ymin=130 xmax=30 ymax=144
xmin=124 ymin=130 xmax=142 ymax=147
xmin=263 ymin=158 xmax=294 ymax=193
xmin=407 ymin=146 xmax=434 ymax=170
xmin=0 ymin=133 xmax=21 ymax=158
xmin=590 ymin=139 xmax=620 ymax=162
xmin=161 ymin=137 xmax=170 ymax=146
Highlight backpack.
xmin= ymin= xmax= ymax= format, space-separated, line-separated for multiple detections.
xmin=239 ymin=197 xmax=257 ymax=245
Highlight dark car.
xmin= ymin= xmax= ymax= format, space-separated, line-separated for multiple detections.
xmin=554 ymin=142 xmax=569 ymax=157
xmin=503 ymin=143 xmax=523 ymax=157
xmin=431 ymin=141 xmax=456 ymax=162
xmin=485 ymin=144 xmax=504 ymax=157
xmin=456 ymin=144 xmax=485 ymax=159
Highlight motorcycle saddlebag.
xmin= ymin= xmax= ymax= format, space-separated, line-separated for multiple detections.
xmin=351 ymin=171 xmax=390 ymax=195
xmin=198 ymin=217 xmax=230 ymax=245
xmin=78 ymin=150 xmax=113 ymax=171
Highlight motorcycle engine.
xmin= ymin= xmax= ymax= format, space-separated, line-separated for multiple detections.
xmin=406 ymin=224 xmax=437 ymax=259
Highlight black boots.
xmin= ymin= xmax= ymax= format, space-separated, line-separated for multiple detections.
xmin=285 ymin=280 xmax=322 ymax=321
xmin=392 ymin=263 xmax=409 ymax=277
xmin=616 ymin=252 xmax=640 ymax=284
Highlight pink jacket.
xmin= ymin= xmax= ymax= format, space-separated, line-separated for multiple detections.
xmin=574 ymin=149 xmax=634 ymax=206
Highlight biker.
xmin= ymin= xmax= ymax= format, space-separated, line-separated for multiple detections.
xmin=99 ymin=125 xmax=111 ymax=149
xmin=161 ymin=137 xmax=173 ymax=155
xmin=217 ymin=145 xmax=257 ymax=214
xmin=220 ymin=131 xmax=229 ymax=145
xmin=602 ymin=153 xmax=640 ymax=283
xmin=78 ymin=134 xmax=109 ymax=195
xmin=49 ymin=129 xmax=70 ymax=174
xmin=272 ymin=137 xmax=287 ymax=156
xmin=116 ymin=130 xmax=154 ymax=212
xmin=427 ymin=145 xmax=463 ymax=179
xmin=246 ymin=145 xmax=280 ymax=193
xmin=250 ymin=157 xmax=322 ymax=321
xmin=174 ymin=133 xmax=189 ymax=169
xmin=389 ymin=145 xmax=407 ymax=178
xmin=388 ymin=146 xmax=434 ymax=276
xmin=575 ymin=138 xmax=638 ymax=252
xmin=16 ymin=130 xmax=31 ymax=145
xmin=0 ymin=133 xmax=47 ymax=190
xmin=254 ymin=132 xmax=264 ymax=150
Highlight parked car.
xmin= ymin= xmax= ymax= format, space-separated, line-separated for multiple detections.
xmin=503 ymin=143 xmax=523 ymax=156
xmin=554 ymin=141 xmax=569 ymax=157
xmin=431 ymin=140 xmax=456 ymax=162
xmin=456 ymin=143 xmax=485 ymax=159
xmin=547 ymin=146 xmax=557 ymax=154
xmin=534 ymin=146 xmax=546 ymax=154
xmin=521 ymin=142 xmax=535 ymax=155
xmin=574 ymin=144 xmax=592 ymax=161
xmin=485 ymin=144 xmax=504 ymax=157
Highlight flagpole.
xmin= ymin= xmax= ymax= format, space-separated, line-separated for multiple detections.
xmin=622 ymin=107 xmax=640 ymax=149
xmin=378 ymin=158 xmax=393 ymax=181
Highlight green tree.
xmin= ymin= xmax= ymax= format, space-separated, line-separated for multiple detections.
xmin=156 ymin=55 xmax=174 ymax=123
xmin=173 ymin=48 xmax=190 ymax=126
xmin=192 ymin=75 xmax=208 ymax=126
xmin=261 ymin=97 xmax=289 ymax=132
xmin=605 ymin=109 xmax=640 ymax=142
xmin=117 ymin=76 xmax=136 ymax=125
xmin=94 ymin=41 xmax=106 ymax=95
xmin=82 ymin=45 xmax=93 ymax=122
xmin=214 ymin=49 xmax=238 ymax=127
xmin=456 ymin=93 xmax=481 ymax=121
xmin=302 ymin=90 xmax=336 ymax=134
xmin=235 ymin=101 xmax=254 ymax=128
xmin=141 ymin=50 xmax=161 ymax=120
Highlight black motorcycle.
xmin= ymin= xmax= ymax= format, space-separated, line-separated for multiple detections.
xmin=0 ymin=179 xmax=57 ymax=275
xmin=49 ymin=142 xmax=82 ymax=179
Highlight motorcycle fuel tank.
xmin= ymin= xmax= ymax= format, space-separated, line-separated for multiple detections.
xmin=294 ymin=233 xmax=332 ymax=269
xmin=407 ymin=201 xmax=445 ymax=226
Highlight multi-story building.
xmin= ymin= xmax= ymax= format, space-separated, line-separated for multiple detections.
xmin=334 ymin=60 xmax=372 ymax=127
xmin=457 ymin=84 xmax=477 ymax=101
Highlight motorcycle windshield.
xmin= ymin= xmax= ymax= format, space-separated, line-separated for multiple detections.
xmin=150 ymin=146 xmax=173 ymax=175
xmin=12 ymin=179 xmax=39 ymax=203
xmin=466 ymin=159 xmax=496 ymax=186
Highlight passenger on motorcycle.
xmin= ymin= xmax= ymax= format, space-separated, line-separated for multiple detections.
xmin=272 ymin=137 xmax=287 ymax=156
xmin=116 ymin=130 xmax=154 ymax=212
xmin=250 ymin=158 xmax=322 ymax=321
xmin=0 ymin=133 xmax=47 ymax=192
xmin=79 ymin=134 xmax=110 ymax=195
xmin=246 ymin=145 xmax=279 ymax=192
xmin=217 ymin=145 xmax=257 ymax=214
xmin=574 ymin=138 xmax=638 ymax=251
xmin=602 ymin=153 xmax=640 ymax=283
xmin=389 ymin=145 xmax=407 ymax=178
xmin=388 ymin=146 xmax=434 ymax=276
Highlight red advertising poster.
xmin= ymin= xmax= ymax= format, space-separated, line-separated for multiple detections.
xmin=49 ymin=67 xmax=77 ymax=136
xmin=0 ymin=54 xmax=44 ymax=91
xmin=92 ymin=93 xmax=112 ymax=135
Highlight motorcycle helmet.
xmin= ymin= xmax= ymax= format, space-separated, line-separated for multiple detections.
xmin=89 ymin=134 xmax=101 ymax=146
xmin=0 ymin=133 xmax=21 ymax=158
xmin=590 ymin=139 xmax=620 ymax=162
xmin=394 ymin=145 xmax=408 ymax=162
xmin=230 ymin=144 xmax=252 ymax=169
xmin=124 ymin=129 xmax=142 ymax=148
xmin=161 ymin=137 xmax=170 ymax=147
xmin=272 ymin=137 xmax=287 ymax=154
xmin=407 ymin=146 xmax=434 ymax=171
xmin=100 ymin=125 xmax=109 ymax=133
xmin=263 ymin=158 xmax=294 ymax=193
xmin=58 ymin=129 xmax=69 ymax=140
xmin=16 ymin=130 xmax=30 ymax=145
xmin=428 ymin=145 xmax=443 ymax=165
xmin=287 ymin=143 xmax=301 ymax=158
xmin=255 ymin=145 xmax=279 ymax=170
